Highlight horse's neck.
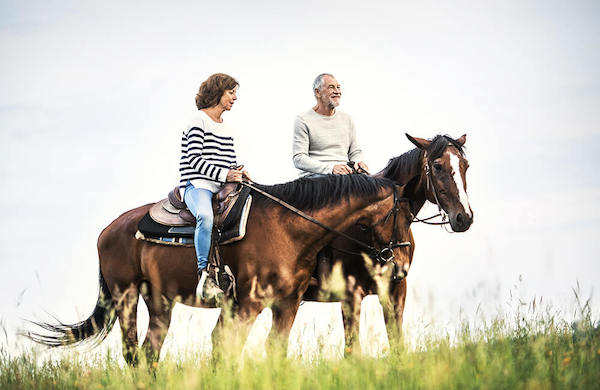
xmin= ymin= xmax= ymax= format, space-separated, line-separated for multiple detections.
xmin=305 ymin=194 xmax=388 ymax=250
xmin=379 ymin=152 xmax=428 ymax=216
xmin=313 ymin=195 xmax=381 ymax=230
xmin=404 ymin=176 xmax=428 ymax=216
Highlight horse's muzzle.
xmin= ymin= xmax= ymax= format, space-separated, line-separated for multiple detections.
xmin=392 ymin=262 xmax=409 ymax=283
xmin=450 ymin=211 xmax=473 ymax=232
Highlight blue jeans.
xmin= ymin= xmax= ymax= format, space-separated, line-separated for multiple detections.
xmin=183 ymin=183 xmax=214 ymax=272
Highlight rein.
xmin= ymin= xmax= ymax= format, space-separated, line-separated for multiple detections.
xmin=348 ymin=161 xmax=370 ymax=175
xmin=240 ymin=180 xmax=410 ymax=264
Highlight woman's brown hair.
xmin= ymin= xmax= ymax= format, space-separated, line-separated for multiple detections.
xmin=195 ymin=73 xmax=239 ymax=109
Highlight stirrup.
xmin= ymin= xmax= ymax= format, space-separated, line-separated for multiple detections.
xmin=196 ymin=270 xmax=224 ymax=304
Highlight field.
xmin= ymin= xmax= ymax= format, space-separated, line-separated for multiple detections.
xmin=1 ymin=300 xmax=599 ymax=390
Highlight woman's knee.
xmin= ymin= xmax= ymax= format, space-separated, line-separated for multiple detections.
xmin=195 ymin=210 xmax=214 ymax=229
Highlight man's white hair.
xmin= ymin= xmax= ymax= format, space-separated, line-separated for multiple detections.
xmin=313 ymin=73 xmax=335 ymax=97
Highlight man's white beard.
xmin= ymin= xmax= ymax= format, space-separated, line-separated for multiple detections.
xmin=327 ymin=98 xmax=340 ymax=109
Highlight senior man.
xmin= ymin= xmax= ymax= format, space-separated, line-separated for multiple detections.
xmin=293 ymin=73 xmax=368 ymax=176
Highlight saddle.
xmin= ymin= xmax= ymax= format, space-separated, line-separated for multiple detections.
xmin=137 ymin=183 xmax=252 ymax=246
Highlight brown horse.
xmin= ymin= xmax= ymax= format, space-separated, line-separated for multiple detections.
xmin=26 ymin=174 xmax=414 ymax=365
xmin=305 ymin=134 xmax=473 ymax=339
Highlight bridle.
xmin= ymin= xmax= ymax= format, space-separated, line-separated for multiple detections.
xmin=410 ymin=150 xmax=451 ymax=229
xmin=338 ymin=186 xmax=412 ymax=265
xmin=240 ymin=180 xmax=411 ymax=265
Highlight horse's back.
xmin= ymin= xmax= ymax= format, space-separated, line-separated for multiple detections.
xmin=98 ymin=203 xmax=153 ymax=288
xmin=98 ymin=203 xmax=152 ymax=246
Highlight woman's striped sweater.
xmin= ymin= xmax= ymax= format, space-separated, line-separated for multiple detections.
xmin=179 ymin=110 xmax=237 ymax=192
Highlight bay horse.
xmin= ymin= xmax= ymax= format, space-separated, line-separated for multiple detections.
xmin=26 ymin=174 xmax=414 ymax=365
xmin=305 ymin=134 xmax=473 ymax=340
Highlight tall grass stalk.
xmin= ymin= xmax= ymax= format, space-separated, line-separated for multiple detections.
xmin=2 ymin=303 xmax=599 ymax=390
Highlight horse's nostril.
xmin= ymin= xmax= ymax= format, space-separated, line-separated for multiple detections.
xmin=456 ymin=213 xmax=464 ymax=224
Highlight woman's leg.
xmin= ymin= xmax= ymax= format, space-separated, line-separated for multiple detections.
xmin=183 ymin=185 xmax=214 ymax=273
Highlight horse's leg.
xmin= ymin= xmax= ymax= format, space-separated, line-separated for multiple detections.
xmin=210 ymin=309 xmax=225 ymax=352
xmin=342 ymin=276 xmax=364 ymax=346
xmin=271 ymin=294 xmax=303 ymax=337
xmin=115 ymin=283 xmax=140 ymax=366
xmin=271 ymin=297 xmax=299 ymax=353
xmin=140 ymin=285 xmax=174 ymax=364
xmin=388 ymin=228 xmax=413 ymax=338
xmin=389 ymin=278 xmax=407 ymax=337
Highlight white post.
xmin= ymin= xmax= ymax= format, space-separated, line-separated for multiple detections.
xmin=240 ymin=307 xmax=273 ymax=364
xmin=359 ymin=295 xmax=390 ymax=357
xmin=287 ymin=301 xmax=345 ymax=364
xmin=160 ymin=304 xmax=221 ymax=361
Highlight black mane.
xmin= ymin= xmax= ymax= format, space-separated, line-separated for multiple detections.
xmin=380 ymin=148 xmax=422 ymax=182
xmin=253 ymin=174 xmax=395 ymax=212
xmin=381 ymin=134 xmax=465 ymax=182
xmin=428 ymin=134 xmax=465 ymax=160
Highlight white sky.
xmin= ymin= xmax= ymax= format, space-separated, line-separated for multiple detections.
xmin=1 ymin=0 xmax=599 ymax=353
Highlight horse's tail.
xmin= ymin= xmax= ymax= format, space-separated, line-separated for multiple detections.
xmin=22 ymin=270 xmax=117 ymax=347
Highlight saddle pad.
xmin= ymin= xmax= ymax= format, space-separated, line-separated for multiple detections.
xmin=138 ymin=212 xmax=195 ymax=238
xmin=136 ymin=192 xmax=253 ymax=245
xmin=218 ymin=193 xmax=252 ymax=245
xmin=134 ymin=231 xmax=195 ymax=247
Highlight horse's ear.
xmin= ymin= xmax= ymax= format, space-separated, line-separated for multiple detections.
xmin=405 ymin=133 xmax=431 ymax=150
xmin=456 ymin=134 xmax=467 ymax=146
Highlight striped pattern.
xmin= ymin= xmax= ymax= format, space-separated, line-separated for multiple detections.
xmin=179 ymin=125 xmax=237 ymax=187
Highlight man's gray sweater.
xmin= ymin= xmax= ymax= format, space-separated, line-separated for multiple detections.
xmin=293 ymin=109 xmax=365 ymax=176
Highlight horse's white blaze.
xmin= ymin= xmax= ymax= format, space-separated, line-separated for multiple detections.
xmin=448 ymin=152 xmax=472 ymax=217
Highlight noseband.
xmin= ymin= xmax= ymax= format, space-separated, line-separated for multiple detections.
xmin=368 ymin=187 xmax=410 ymax=264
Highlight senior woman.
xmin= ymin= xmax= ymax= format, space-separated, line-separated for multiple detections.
xmin=179 ymin=73 xmax=249 ymax=302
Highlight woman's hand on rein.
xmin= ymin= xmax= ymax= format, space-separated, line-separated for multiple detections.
xmin=226 ymin=168 xmax=244 ymax=182
xmin=241 ymin=170 xmax=251 ymax=182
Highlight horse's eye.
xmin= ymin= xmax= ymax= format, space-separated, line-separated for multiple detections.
xmin=357 ymin=224 xmax=368 ymax=231
xmin=434 ymin=163 xmax=442 ymax=171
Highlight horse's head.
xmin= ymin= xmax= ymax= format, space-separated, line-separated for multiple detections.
xmin=406 ymin=133 xmax=473 ymax=232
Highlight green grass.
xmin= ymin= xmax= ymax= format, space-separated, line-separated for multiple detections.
xmin=2 ymin=308 xmax=599 ymax=390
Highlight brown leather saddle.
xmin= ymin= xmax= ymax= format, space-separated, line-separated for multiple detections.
xmin=147 ymin=183 xmax=252 ymax=245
